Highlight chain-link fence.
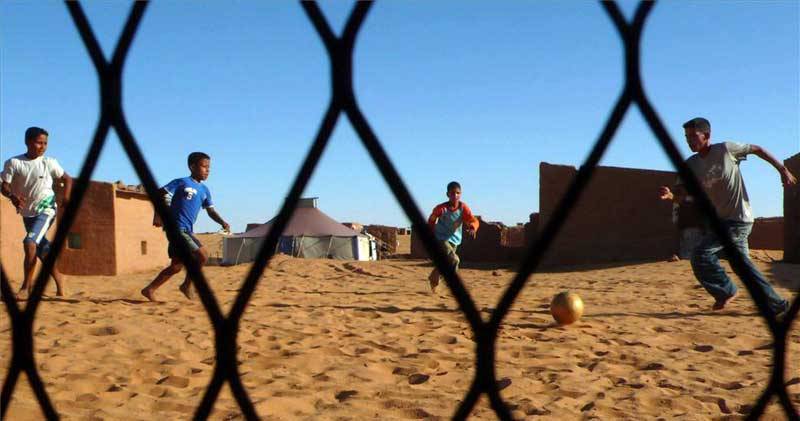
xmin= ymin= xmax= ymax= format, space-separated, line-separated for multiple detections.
xmin=1 ymin=1 xmax=798 ymax=420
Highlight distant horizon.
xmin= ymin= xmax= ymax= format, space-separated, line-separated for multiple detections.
xmin=43 ymin=150 xmax=800 ymax=233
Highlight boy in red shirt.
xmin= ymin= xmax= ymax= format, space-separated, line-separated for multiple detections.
xmin=427 ymin=181 xmax=479 ymax=293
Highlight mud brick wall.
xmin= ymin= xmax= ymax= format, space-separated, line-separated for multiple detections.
xmin=54 ymin=182 xmax=117 ymax=276
xmin=539 ymin=163 xmax=678 ymax=266
xmin=459 ymin=218 xmax=507 ymax=261
xmin=785 ymin=153 xmax=800 ymax=262
xmin=525 ymin=213 xmax=539 ymax=247
xmin=506 ymin=225 xmax=526 ymax=247
xmin=245 ymin=223 xmax=263 ymax=233
xmin=365 ymin=225 xmax=398 ymax=254
xmin=411 ymin=217 xmax=522 ymax=262
xmin=749 ymin=217 xmax=783 ymax=250
xmin=342 ymin=222 xmax=364 ymax=233
xmin=114 ymin=189 xmax=169 ymax=274
xmin=1 ymin=181 xmax=170 ymax=280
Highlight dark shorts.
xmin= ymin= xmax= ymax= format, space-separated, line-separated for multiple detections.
xmin=167 ymin=231 xmax=202 ymax=259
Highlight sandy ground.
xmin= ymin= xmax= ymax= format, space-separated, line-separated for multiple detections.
xmin=1 ymin=251 xmax=798 ymax=420
xmin=196 ymin=233 xmax=225 ymax=264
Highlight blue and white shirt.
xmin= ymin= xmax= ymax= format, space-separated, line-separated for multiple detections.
xmin=162 ymin=177 xmax=213 ymax=233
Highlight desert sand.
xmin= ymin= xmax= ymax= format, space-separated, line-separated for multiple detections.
xmin=2 ymin=251 xmax=798 ymax=420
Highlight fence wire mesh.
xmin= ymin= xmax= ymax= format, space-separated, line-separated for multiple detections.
xmin=1 ymin=1 xmax=798 ymax=420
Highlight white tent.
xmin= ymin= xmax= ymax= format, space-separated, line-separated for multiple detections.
xmin=222 ymin=198 xmax=377 ymax=265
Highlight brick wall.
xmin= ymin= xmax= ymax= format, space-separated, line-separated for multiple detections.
xmin=55 ymin=182 xmax=117 ymax=275
xmin=749 ymin=217 xmax=783 ymax=250
xmin=538 ymin=163 xmax=678 ymax=266
xmin=113 ymin=189 xmax=169 ymax=274
xmin=411 ymin=217 xmax=523 ymax=262
xmin=365 ymin=225 xmax=398 ymax=255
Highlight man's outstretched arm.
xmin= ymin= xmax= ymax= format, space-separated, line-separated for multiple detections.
xmin=750 ymin=144 xmax=797 ymax=186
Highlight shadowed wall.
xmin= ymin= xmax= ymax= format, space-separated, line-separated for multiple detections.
xmin=785 ymin=153 xmax=800 ymax=262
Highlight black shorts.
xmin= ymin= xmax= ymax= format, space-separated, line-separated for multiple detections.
xmin=167 ymin=231 xmax=202 ymax=259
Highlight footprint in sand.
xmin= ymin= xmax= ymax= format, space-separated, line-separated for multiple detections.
xmin=156 ymin=375 xmax=189 ymax=388
xmin=76 ymin=393 xmax=98 ymax=402
xmin=313 ymin=372 xmax=331 ymax=382
xmin=693 ymin=344 xmax=714 ymax=352
xmin=641 ymin=362 xmax=665 ymax=370
xmin=392 ymin=367 xmax=416 ymax=376
xmin=89 ymin=326 xmax=120 ymax=336
xmin=408 ymin=373 xmax=430 ymax=385
xmin=334 ymin=390 xmax=357 ymax=402
xmin=402 ymin=408 xmax=438 ymax=419
xmin=106 ymin=384 xmax=124 ymax=392
xmin=437 ymin=335 xmax=457 ymax=345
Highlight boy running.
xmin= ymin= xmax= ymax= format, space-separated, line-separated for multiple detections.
xmin=427 ymin=181 xmax=479 ymax=293
xmin=1 ymin=127 xmax=72 ymax=299
xmin=141 ymin=152 xmax=229 ymax=302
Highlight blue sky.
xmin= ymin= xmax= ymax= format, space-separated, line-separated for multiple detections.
xmin=2 ymin=1 xmax=798 ymax=233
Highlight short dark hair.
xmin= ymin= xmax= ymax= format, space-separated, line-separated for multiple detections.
xmin=682 ymin=117 xmax=710 ymax=134
xmin=447 ymin=181 xmax=461 ymax=192
xmin=188 ymin=152 xmax=210 ymax=167
xmin=25 ymin=127 xmax=49 ymax=142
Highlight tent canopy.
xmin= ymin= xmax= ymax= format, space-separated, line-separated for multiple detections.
xmin=230 ymin=206 xmax=360 ymax=239
xmin=223 ymin=198 xmax=376 ymax=263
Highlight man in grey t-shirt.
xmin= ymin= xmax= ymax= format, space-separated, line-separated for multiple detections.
xmin=658 ymin=117 xmax=796 ymax=318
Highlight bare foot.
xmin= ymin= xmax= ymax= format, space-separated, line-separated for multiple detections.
xmin=56 ymin=289 xmax=67 ymax=297
xmin=179 ymin=283 xmax=194 ymax=300
xmin=712 ymin=291 xmax=738 ymax=310
xmin=668 ymin=254 xmax=680 ymax=262
xmin=15 ymin=289 xmax=30 ymax=301
xmin=141 ymin=288 xmax=157 ymax=302
xmin=428 ymin=272 xmax=439 ymax=293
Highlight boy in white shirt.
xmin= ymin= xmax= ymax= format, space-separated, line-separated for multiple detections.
xmin=1 ymin=127 xmax=73 ymax=299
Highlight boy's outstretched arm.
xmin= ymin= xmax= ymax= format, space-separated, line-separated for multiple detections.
xmin=206 ymin=207 xmax=230 ymax=232
xmin=461 ymin=203 xmax=479 ymax=238
xmin=428 ymin=205 xmax=444 ymax=231
xmin=57 ymin=173 xmax=72 ymax=205
xmin=1 ymin=161 xmax=24 ymax=209
xmin=1 ymin=181 xmax=24 ymax=210
xmin=750 ymin=144 xmax=797 ymax=186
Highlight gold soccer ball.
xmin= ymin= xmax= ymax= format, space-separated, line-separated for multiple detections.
xmin=550 ymin=291 xmax=584 ymax=325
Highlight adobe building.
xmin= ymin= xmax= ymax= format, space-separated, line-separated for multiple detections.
xmin=364 ymin=225 xmax=399 ymax=254
xmin=406 ymin=160 xmax=793 ymax=266
xmin=538 ymin=163 xmax=679 ymax=266
xmin=785 ymin=153 xmax=800 ymax=262
xmin=1 ymin=181 xmax=168 ymax=281
xmin=410 ymin=217 xmax=524 ymax=262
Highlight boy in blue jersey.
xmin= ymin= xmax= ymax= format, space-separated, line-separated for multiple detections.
xmin=426 ymin=181 xmax=480 ymax=293
xmin=141 ymin=152 xmax=229 ymax=302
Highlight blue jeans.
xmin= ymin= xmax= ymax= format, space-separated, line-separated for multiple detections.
xmin=690 ymin=220 xmax=788 ymax=315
